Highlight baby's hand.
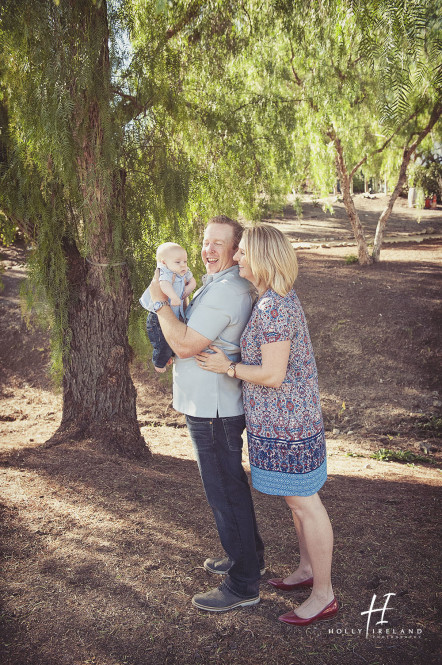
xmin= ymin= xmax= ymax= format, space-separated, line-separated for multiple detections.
xmin=183 ymin=276 xmax=197 ymax=299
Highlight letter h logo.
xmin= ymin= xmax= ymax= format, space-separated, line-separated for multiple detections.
xmin=361 ymin=593 xmax=396 ymax=638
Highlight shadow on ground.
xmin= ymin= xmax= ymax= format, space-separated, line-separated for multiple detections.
xmin=265 ymin=194 xmax=442 ymax=243
xmin=0 ymin=443 xmax=439 ymax=665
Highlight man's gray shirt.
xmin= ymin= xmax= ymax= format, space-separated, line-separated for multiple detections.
xmin=173 ymin=266 xmax=253 ymax=417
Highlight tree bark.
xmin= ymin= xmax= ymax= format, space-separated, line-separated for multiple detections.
xmin=47 ymin=237 xmax=148 ymax=459
xmin=330 ymin=130 xmax=373 ymax=265
xmin=372 ymin=102 xmax=442 ymax=262
xmin=371 ymin=151 xmax=411 ymax=262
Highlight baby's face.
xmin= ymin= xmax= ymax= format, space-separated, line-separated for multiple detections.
xmin=163 ymin=248 xmax=189 ymax=276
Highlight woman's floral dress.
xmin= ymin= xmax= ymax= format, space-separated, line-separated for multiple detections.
xmin=241 ymin=288 xmax=327 ymax=496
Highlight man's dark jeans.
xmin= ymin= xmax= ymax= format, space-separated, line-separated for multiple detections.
xmin=146 ymin=312 xmax=173 ymax=369
xmin=185 ymin=413 xmax=264 ymax=597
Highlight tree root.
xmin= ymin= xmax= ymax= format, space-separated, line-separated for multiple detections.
xmin=44 ymin=421 xmax=151 ymax=461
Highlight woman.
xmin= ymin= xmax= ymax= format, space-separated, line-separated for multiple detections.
xmin=195 ymin=224 xmax=338 ymax=626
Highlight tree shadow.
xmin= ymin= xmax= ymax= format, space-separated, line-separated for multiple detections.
xmin=1 ymin=444 xmax=440 ymax=665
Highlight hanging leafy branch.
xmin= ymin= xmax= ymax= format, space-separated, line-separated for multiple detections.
xmin=229 ymin=0 xmax=442 ymax=263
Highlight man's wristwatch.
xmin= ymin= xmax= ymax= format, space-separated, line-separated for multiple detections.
xmin=226 ymin=362 xmax=237 ymax=378
xmin=153 ymin=300 xmax=169 ymax=312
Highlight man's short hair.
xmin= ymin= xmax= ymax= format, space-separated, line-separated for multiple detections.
xmin=207 ymin=215 xmax=244 ymax=249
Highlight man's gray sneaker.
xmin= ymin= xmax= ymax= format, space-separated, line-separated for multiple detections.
xmin=192 ymin=582 xmax=260 ymax=612
xmin=204 ymin=556 xmax=266 ymax=576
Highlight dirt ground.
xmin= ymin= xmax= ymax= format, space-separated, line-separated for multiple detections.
xmin=0 ymin=194 xmax=441 ymax=665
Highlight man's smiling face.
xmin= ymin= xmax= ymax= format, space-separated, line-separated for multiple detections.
xmin=201 ymin=223 xmax=237 ymax=275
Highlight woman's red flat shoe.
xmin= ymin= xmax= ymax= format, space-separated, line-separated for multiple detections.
xmin=278 ymin=597 xmax=339 ymax=626
xmin=268 ymin=577 xmax=314 ymax=591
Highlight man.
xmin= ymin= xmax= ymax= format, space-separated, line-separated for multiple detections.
xmin=148 ymin=215 xmax=265 ymax=612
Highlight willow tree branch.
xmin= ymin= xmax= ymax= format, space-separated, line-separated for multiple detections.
xmin=1 ymin=209 xmax=37 ymax=240
xmin=289 ymin=40 xmax=303 ymax=87
xmin=165 ymin=1 xmax=202 ymax=41
xmin=349 ymin=106 xmax=421 ymax=179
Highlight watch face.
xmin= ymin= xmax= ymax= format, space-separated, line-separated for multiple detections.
xmin=154 ymin=301 xmax=165 ymax=311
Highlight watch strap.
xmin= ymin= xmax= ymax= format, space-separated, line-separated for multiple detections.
xmin=227 ymin=362 xmax=237 ymax=378
xmin=154 ymin=300 xmax=169 ymax=312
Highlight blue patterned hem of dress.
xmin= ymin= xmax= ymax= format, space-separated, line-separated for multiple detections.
xmin=250 ymin=459 xmax=327 ymax=497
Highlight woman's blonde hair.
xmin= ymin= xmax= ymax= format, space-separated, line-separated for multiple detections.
xmin=242 ymin=224 xmax=298 ymax=296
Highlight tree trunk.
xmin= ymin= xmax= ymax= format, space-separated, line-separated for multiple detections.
xmin=47 ymin=238 xmax=148 ymax=459
xmin=372 ymin=151 xmax=411 ymax=262
xmin=330 ymin=131 xmax=373 ymax=265
xmin=46 ymin=2 xmax=148 ymax=459
xmin=372 ymin=102 xmax=442 ymax=262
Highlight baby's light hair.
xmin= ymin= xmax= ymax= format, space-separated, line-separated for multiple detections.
xmin=156 ymin=242 xmax=186 ymax=262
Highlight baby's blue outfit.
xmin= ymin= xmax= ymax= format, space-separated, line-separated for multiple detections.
xmin=140 ymin=265 xmax=193 ymax=319
xmin=140 ymin=265 xmax=194 ymax=369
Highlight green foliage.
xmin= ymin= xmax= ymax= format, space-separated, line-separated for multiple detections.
xmin=19 ymin=242 xmax=70 ymax=386
xmin=2 ymin=0 xmax=287 ymax=376
xmin=0 ymin=0 xmax=119 ymax=375
xmin=349 ymin=0 xmax=441 ymax=128
xmin=409 ymin=160 xmax=442 ymax=199
xmin=239 ymin=1 xmax=386 ymax=202
xmin=0 ymin=211 xmax=16 ymax=246
xmin=417 ymin=416 xmax=442 ymax=433
xmin=259 ymin=0 xmax=441 ymax=203
xmin=352 ymin=171 xmax=365 ymax=193
xmin=128 ymin=307 xmax=152 ymax=366
xmin=122 ymin=0 xmax=301 ymax=304
xmin=371 ymin=448 xmax=438 ymax=465
xmin=128 ymin=307 xmax=173 ymax=390
xmin=344 ymin=254 xmax=359 ymax=264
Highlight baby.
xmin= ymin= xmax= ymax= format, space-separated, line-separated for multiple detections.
xmin=140 ymin=242 xmax=196 ymax=373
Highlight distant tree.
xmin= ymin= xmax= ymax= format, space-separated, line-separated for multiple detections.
xmin=371 ymin=103 xmax=441 ymax=259
xmin=235 ymin=0 xmax=441 ymax=264
xmin=409 ymin=153 xmax=442 ymax=202
xmin=355 ymin=0 xmax=442 ymax=260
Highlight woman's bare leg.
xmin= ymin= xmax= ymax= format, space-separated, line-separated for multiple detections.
xmin=284 ymin=493 xmax=334 ymax=618
xmin=281 ymin=507 xmax=313 ymax=584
